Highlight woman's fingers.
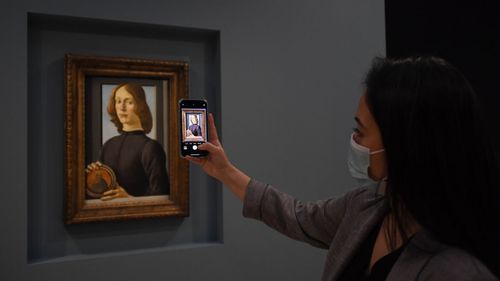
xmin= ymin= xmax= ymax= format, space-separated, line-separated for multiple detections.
xmin=197 ymin=142 xmax=219 ymax=153
xmin=185 ymin=156 xmax=205 ymax=165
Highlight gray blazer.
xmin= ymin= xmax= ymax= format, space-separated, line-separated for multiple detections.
xmin=242 ymin=179 xmax=497 ymax=281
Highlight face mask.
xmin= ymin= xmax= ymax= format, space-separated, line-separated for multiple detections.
xmin=348 ymin=133 xmax=385 ymax=187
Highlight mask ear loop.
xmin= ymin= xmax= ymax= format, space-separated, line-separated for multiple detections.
xmin=370 ymin=148 xmax=385 ymax=155
xmin=351 ymin=133 xmax=385 ymax=155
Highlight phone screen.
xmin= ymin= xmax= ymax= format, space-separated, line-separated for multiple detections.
xmin=179 ymin=99 xmax=208 ymax=157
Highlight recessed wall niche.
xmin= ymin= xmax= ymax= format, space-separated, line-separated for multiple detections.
xmin=27 ymin=13 xmax=221 ymax=263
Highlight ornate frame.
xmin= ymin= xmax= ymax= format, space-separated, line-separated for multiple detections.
xmin=64 ymin=54 xmax=189 ymax=224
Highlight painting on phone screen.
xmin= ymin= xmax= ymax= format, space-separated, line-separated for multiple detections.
xmin=181 ymin=109 xmax=207 ymax=143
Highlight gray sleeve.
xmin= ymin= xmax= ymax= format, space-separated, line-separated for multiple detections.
xmin=242 ymin=178 xmax=355 ymax=249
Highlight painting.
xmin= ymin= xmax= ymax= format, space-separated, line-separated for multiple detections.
xmin=64 ymin=54 xmax=189 ymax=224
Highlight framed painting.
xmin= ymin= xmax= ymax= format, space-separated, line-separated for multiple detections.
xmin=64 ymin=54 xmax=189 ymax=224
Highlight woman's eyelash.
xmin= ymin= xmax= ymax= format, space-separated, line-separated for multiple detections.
xmin=352 ymin=127 xmax=361 ymax=134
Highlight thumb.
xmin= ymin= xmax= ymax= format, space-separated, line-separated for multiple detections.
xmin=185 ymin=156 xmax=205 ymax=165
xmin=197 ymin=142 xmax=219 ymax=153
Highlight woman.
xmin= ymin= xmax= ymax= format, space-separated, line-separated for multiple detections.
xmin=188 ymin=57 xmax=499 ymax=280
xmin=88 ymin=82 xmax=169 ymax=200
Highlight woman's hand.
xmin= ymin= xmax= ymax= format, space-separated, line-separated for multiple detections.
xmin=186 ymin=114 xmax=232 ymax=179
xmin=186 ymin=113 xmax=250 ymax=201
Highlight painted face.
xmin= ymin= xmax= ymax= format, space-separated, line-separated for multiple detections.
xmin=115 ymin=87 xmax=142 ymax=129
xmin=190 ymin=114 xmax=198 ymax=125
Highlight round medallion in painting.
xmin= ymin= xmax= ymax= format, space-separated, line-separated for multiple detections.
xmin=86 ymin=164 xmax=117 ymax=198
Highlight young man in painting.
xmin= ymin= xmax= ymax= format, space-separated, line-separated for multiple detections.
xmin=87 ymin=83 xmax=169 ymax=200
xmin=187 ymin=114 xmax=202 ymax=137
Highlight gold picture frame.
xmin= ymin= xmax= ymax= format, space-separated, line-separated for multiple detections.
xmin=64 ymin=54 xmax=189 ymax=224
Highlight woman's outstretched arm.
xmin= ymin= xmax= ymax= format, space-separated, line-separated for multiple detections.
xmin=186 ymin=113 xmax=250 ymax=201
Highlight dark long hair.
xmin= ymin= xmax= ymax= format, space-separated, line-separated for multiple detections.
xmin=365 ymin=57 xmax=500 ymax=277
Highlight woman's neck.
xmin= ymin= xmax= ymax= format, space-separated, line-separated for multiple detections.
xmin=385 ymin=213 xmax=421 ymax=250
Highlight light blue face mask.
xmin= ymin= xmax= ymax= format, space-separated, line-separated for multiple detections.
xmin=347 ymin=133 xmax=385 ymax=187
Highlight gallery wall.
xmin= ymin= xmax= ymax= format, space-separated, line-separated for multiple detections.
xmin=0 ymin=1 xmax=385 ymax=280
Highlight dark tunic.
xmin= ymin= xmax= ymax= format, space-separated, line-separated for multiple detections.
xmin=100 ymin=130 xmax=169 ymax=196
xmin=188 ymin=124 xmax=202 ymax=137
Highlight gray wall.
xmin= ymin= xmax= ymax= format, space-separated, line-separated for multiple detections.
xmin=0 ymin=1 xmax=385 ymax=280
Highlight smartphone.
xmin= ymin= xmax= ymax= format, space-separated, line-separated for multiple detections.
xmin=179 ymin=99 xmax=208 ymax=157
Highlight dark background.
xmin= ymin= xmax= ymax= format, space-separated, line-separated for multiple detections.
xmin=386 ymin=0 xmax=500 ymax=154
